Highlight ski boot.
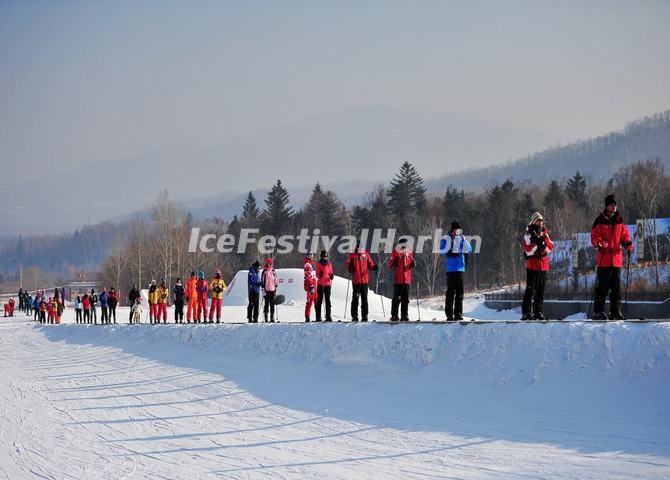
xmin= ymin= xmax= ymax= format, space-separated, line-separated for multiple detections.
xmin=533 ymin=313 xmax=545 ymax=321
xmin=609 ymin=311 xmax=626 ymax=320
xmin=454 ymin=314 xmax=463 ymax=321
xmin=592 ymin=312 xmax=608 ymax=320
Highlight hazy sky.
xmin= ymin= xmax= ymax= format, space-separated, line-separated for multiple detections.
xmin=2 ymin=0 xmax=670 ymax=183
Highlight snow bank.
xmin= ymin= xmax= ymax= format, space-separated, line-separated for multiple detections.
xmin=46 ymin=321 xmax=670 ymax=390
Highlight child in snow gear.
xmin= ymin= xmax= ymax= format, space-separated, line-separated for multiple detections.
xmin=315 ymin=250 xmax=334 ymax=321
xmin=247 ymin=261 xmax=262 ymax=322
xmin=148 ymin=280 xmax=158 ymax=323
xmin=47 ymin=297 xmax=55 ymax=324
xmin=388 ymin=238 xmax=415 ymax=321
xmin=261 ymin=258 xmax=278 ymax=322
xmin=304 ymin=262 xmax=317 ymax=322
xmin=521 ymin=213 xmax=554 ymax=320
xmin=185 ymin=272 xmax=198 ymax=322
xmin=39 ymin=297 xmax=47 ymax=323
xmin=209 ymin=270 xmax=227 ymax=323
xmin=196 ymin=271 xmax=209 ymax=323
xmin=128 ymin=284 xmax=140 ymax=323
xmin=346 ymin=243 xmax=376 ymax=321
xmin=590 ymin=195 xmax=633 ymax=320
xmin=156 ymin=280 xmax=169 ymax=323
xmin=173 ymin=278 xmax=185 ymax=323
xmin=441 ymin=222 xmax=473 ymax=321
xmin=108 ymin=288 xmax=118 ymax=323
xmin=131 ymin=298 xmax=142 ymax=324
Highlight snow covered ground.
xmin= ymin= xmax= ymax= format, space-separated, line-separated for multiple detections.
xmin=1 ymin=297 xmax=669 ymax=479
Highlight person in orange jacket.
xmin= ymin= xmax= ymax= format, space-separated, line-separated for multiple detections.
xmin=388 ymin=238 xmax=415 ymax=321
xmin=185 ymin=271 xmax=198 ymax=323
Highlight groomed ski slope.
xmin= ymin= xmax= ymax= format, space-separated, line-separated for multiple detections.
xmin=1 ymin=301 xmax=669 ymax=479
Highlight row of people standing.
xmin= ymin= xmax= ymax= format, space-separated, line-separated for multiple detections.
xmin=73 ymin=288 xmax=119 ymax=324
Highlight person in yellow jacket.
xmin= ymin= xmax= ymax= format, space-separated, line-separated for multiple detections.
xmin=209 ymin=270 xmax=227 ymax=323
xmin=155 ymin=280 xmax=169 ymax=324
xmin=148 ymin=280 xmax=158 ymax=323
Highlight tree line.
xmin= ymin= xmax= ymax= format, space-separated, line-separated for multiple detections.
xmin=95 ymin=159 xmax=669 ymax=302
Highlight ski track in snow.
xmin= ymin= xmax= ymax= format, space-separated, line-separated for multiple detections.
xmin=1 ymin=304 xmax=669 ymax=480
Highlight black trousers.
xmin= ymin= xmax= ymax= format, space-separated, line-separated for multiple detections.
xmin=316 ymin=285 xmax=332 ymax=320
xmin=174 ymin=300 xmax=184 ymax=322
xmin=391 ymin=283 xmax=410 ymax=320
xmin=522 ymin=269 xmax=547 ymax=317
xmin=109 ymin=306 xmax=117 ymax=323
xmin=101 ymin=306 xmax=109 ymax=324
xmin=594 ymin=267 xmax=621 ymax=315
xmin=91 ymin=306 xmax=97 ymax=321
xmin=75 ymin=309 xmax=82 ymax=323
xmin=351 ymin=284 xmax=368 ymax=320
xmin=263 ymin=291 xmax=276 ymax=321
xmin=445 ymin=272 xmax=464 ymax=318
xmin=247 ymin=291 xmax=260 ymax=322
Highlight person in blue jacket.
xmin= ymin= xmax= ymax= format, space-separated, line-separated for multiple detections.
xmin=99 ymin=288 xmax=109 ymax=324
xmin=247 ymin=260 xmax=263 ymax=323
xmin=440 ymin=221 xmax=473 ymax=321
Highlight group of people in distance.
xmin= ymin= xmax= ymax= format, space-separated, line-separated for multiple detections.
xmin=73 ymin=288 xmax=119 ymax=324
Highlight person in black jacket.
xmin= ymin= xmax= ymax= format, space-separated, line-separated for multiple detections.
xmin=173 ymin=278 xmax=185 ymax=323
xmin=128 ymin=284 xmax=141 ymax=323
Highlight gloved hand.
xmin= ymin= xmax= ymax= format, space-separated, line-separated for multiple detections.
xmin=370 ymin=264 xmax=378 ymax=271
xmin=598 ymin=240 xmax=609 ymax=248
xmin=329 ymin=273 xmax=334 ymax=280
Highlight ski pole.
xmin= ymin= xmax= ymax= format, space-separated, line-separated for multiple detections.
xmin=588 ymin=269 xmax=599 ymax=319
xmin=415 ymin=280 xmax=421 ymax=322
xmin=624 ymin=250 xmax=631 ymax=316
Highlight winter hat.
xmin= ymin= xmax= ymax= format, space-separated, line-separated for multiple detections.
xmin=215 ymin=270 xmax=221 ymax=278
xmin=398 ymin=237 xmax=408 ymax=244
xmin=450 ymin=221 xmax=462 ymax=232
xmin=265 ymin=258 xmax=274 ymax=266
xmin=198 ymin=271 xmax=205 ymax=279
xmin=190 ymin=271 xmax=196 ymax=276
xmin=604 ymin=194 xmax=617 ymax=207
xmin=320 ymin=250 xmax=328 ymax=258
xmin=529 ymin=212 xmax=544 ymax=226
xmin=252 ymin=260 xmax=261 ymax=268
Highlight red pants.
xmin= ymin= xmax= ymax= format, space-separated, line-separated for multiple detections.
xmin=149 ymin=302 xmax=156 ymax=320
xmin=305 ymin=291 xmax=317 ymax=319
xmin=209 ymin=298 xmax=222 ymax=321
xmin=155 ymin=303 xmax=167 ymax=322
xmin=3 ymin=305 xmax=8 ymax=316
xmin=186 ymin=297 xmax=197 ymax=321
xmin=197 ymin=298 xmax=208 ymax=322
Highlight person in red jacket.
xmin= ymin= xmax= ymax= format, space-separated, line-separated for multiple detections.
xmin=195 ymin=271 xmax=209 ymax=323
xmin=388 ymin=238 xmax=414 ymax=321
xmin=303 ymin=263 xmax=317 ymax=322
xmin=346 ymin=243 xmax=376 ymax=321
xmin=315 ymin=250 xmax=334 ymax=322
xmin=591 ymin=194 xmax=633 ymax=320
xmin=521 ymin=212 xmax=554 ymax=320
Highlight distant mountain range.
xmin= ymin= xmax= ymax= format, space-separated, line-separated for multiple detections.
xmin=426 ymin=110 xmax=670 ymax=191
xmin=0 ymin=106 xmax=562 ymax=233
xmin=2 ymin=107 xmax=669 ymax=237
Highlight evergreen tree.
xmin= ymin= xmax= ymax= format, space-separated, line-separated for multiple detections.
xmin=565 ymin=171 xmax=588 ymax=209
xmin=304 ymin=182 xmax=346 ymax=236
xmin=262 ymin=180 xmax=294 ymax=236
xmin=388 ymin=162 xmax=427 ymax=232
xmin=241 ymin=191 xmax=261 ymax=226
